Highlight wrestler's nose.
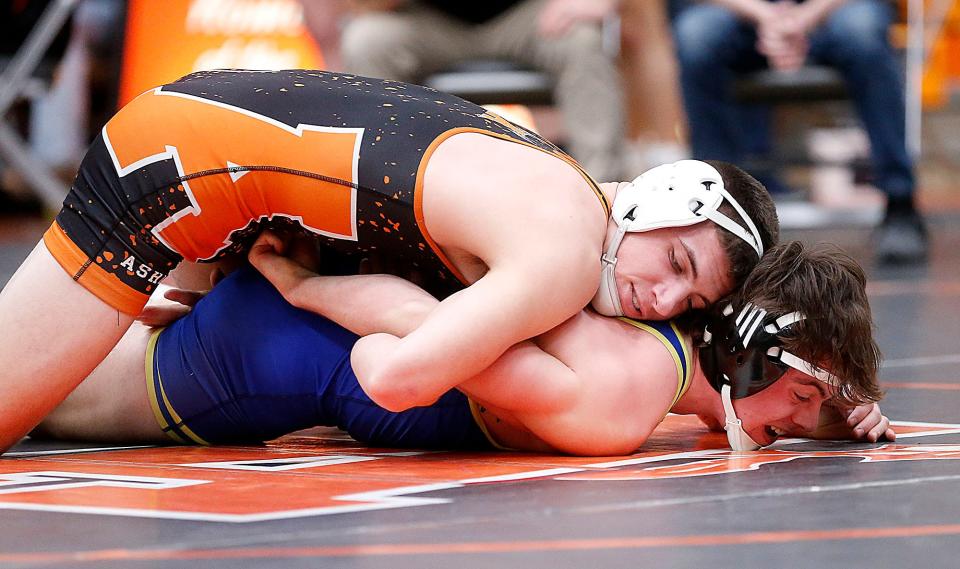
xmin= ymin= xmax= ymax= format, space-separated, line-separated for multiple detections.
xmin=652 ymin=283 xmax=685 ymax=319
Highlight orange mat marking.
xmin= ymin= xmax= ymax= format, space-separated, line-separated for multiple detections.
xmin=0 ymin=416 xmax=957 ymax=523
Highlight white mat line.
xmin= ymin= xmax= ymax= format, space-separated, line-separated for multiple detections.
xmin=3 ymin=445 xmax=154 ymax=458
xmin=575 ymin=473 xmax=960 ymax=514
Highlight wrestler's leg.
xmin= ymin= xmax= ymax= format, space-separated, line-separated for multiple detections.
xmin=0 ymin=241 xmax=135 ymax=451
xmin=33 ymin=322 xmax=164 ymax=443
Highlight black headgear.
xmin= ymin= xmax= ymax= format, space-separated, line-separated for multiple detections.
xmin=699 ymin=302 xmax=814 ymax=399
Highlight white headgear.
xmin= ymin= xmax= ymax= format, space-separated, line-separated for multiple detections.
xmin=591 ymin=160 xmax=765 ymax=316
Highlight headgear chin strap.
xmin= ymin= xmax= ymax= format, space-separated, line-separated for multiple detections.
xmin=591 ymin=160 xmax=765 ymax=316
xmin=720 ymin=384 xmax=762 ymax=451
xmin=700 ymin=302 xmax=841 ymax=451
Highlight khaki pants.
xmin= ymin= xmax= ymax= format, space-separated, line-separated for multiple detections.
xmin=341 ymin=0 xmax=625 ymax=181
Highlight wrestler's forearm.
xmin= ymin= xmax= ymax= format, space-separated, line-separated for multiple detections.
xmin=287 ymin=273 xmax=439 ymax=337
xmin=351 ymin=269 xmax=570 ymax=412
xmin=249 ymin=232 xmax=440 ymax=336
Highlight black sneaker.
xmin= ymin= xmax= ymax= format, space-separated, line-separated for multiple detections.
xmin=875 ymin=207 xmax=928 ymax=265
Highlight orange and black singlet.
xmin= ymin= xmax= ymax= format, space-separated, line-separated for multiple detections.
xmin=45 ymin=69 xmax=607 ymax=314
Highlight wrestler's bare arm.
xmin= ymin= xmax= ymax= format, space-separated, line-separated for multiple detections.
xmin=251 ymin=238 xmax=584 ymax=412
xmin=254 ymin=232 xmax=600 ymax=413
xmin=253 ymin=241 xmax=700 ymax=455
xmin=249 ymin=232 xmax=436 ymax=337
xmin=348 ymin=163 xmax=602 ymax=411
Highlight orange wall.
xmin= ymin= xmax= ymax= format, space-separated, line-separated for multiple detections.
xmin=119 ymin=0 xmax=324 ymax=107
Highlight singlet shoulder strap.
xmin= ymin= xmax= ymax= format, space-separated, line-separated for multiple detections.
xmin=616 ymin=317 xmax=693 ymax=409
xmin=467 ymin=398 xmax=515 ymax=451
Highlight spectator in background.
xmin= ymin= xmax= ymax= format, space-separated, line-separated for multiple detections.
xmin=620 ymin=0 xmax=689 ymax=173
xmin=672 ymin=0 xmax=926 ymax=265
xmin=332 ymin=0 xmax=626 ymax=182
xmin=299 ymin=0 xmax=350 ymax=72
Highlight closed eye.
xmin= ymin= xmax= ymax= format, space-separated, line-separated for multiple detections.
xmin=669 ymin=247 xmax=682 ymax=274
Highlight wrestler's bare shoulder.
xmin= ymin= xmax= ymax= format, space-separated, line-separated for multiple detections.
xmin=425 ymin=132 xmax=602 ymax=210
xmin=536 ymin=311 xmax=667 ymax=368
xmin=419 ymin=132 xmax=607 ymax=288
xmin=527 ymin=310 xmax=685 ymax=453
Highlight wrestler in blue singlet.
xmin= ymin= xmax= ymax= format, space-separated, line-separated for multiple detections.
xmin=147 ymin=267 xmax=493 ymax=448
xmin=147 ymin=267 xmax=692 ymax=450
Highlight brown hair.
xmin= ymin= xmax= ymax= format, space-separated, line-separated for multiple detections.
xmin=736 ymin=241 xmax=883 ymax=405
xmin=706 ymin=160 xmax=780 ymax=290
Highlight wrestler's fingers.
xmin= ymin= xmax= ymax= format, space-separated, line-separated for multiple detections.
xmin=866 ymin=415 xmax=891 ymax=442
xmin=136 ymin=304 xmax=192 ymax=327
xmin=163 ymin=288 xmax=206 ymax=307
xmin=853 ymin=409 xmax=882 ymax=435
xmin=250 ymin=230 xmax=286 ymax=257
xmin=846 ymin=402 xmax=876 ymax=426
xmin=248 ymin=233 xmax=291 ymax=275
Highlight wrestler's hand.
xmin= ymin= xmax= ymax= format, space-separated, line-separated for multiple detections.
xmin=248 ymin=231 xmax=320 ymax=301
xmin=806 ymin=402 xmax=896 ymax=442
xmin=136 ymin=288 xmax=206 ymax=327
xmin=845 ymin=402 xmax=896 ymax=443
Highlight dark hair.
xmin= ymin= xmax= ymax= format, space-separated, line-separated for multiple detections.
xmin=706 ymin=160 xmax=780 ymax=290
xmin=736 ymin=241 xmax=883 ymax=405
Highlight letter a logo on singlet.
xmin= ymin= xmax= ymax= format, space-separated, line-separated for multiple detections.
xmin=102 ymin=88 xmax=364 ymax=262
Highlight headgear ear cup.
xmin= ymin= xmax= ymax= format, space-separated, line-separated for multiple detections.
xmin=592 ymin=160 xmax=764 ymax=316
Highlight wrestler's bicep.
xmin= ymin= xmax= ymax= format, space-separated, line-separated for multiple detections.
xmin=351 ymin=266 xmax=584 ymax=410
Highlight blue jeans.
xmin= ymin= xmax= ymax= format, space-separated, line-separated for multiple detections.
xmin=672 ymin=0 xmax=914 ymax=199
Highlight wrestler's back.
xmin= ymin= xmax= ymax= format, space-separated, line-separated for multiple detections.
xmin=83 ymin=69 xmax=606 ymax=300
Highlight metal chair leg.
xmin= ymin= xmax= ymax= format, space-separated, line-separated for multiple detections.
xmin=0 ymin=120 xmax=68 ymax=211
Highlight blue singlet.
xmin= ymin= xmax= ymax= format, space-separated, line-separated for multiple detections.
xmin=145 ymin=267 xmax=493 ymax=449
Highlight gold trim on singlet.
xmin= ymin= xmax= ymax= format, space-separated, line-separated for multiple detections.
xmin=144 ymin=327 xmax=210 ymax=445
xmin=616 ymin=318 xmax=693 ymax=412
xmin=412 ymin=126 xmax=611 ymax=285
xmin=467 ymin=398 xmax=514 ymax=451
